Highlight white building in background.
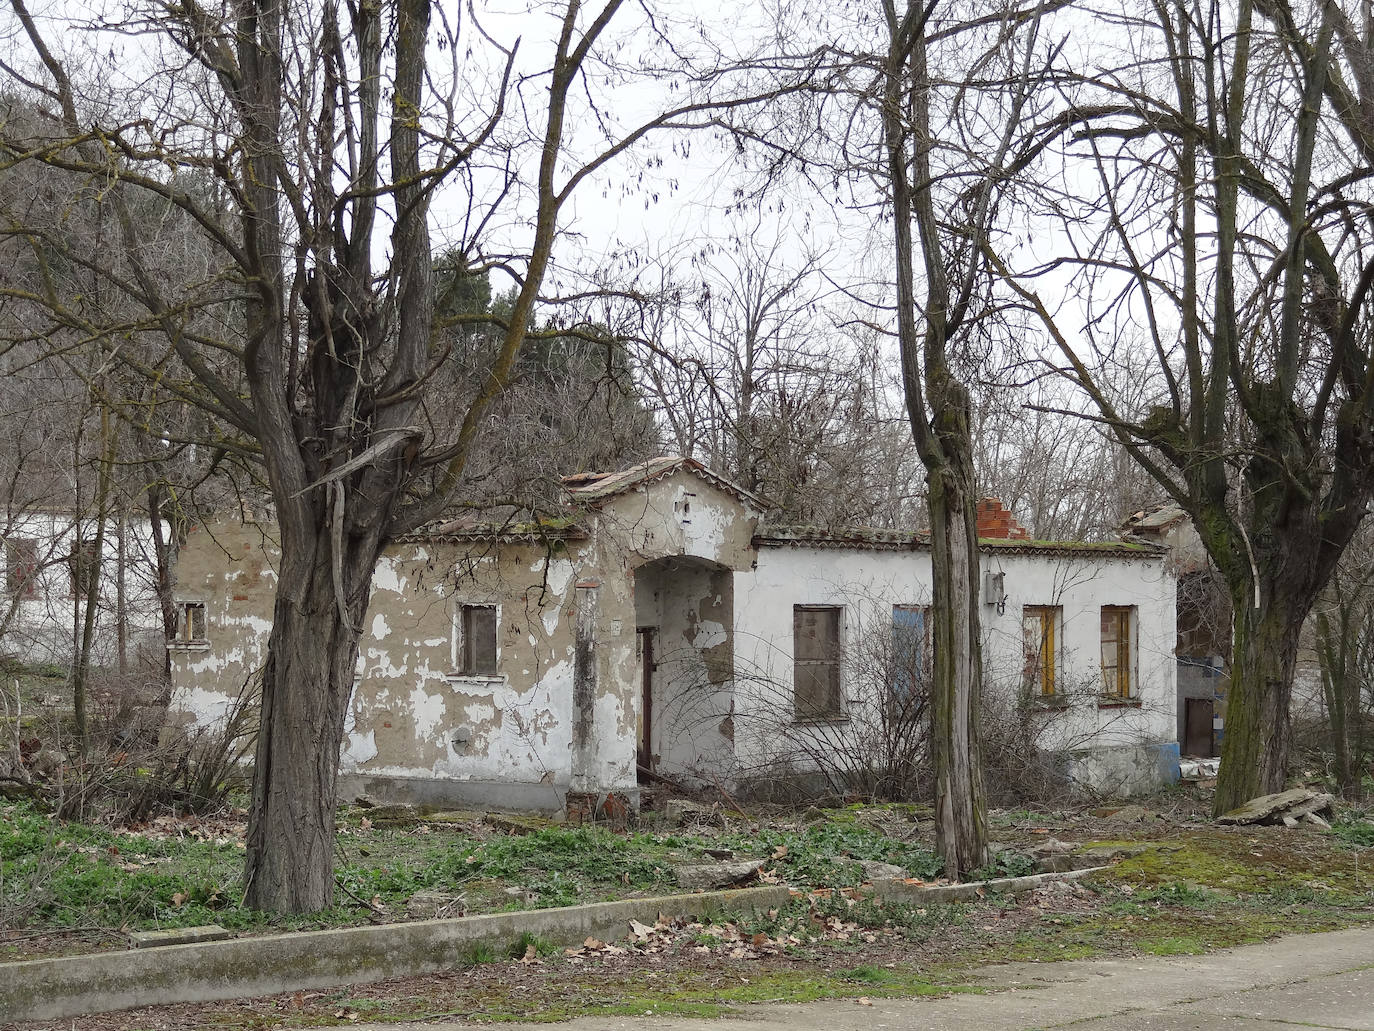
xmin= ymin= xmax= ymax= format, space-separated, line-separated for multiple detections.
xmin=166 ymin=458 xmax=1179 ymax=812
xmin=1 ymin=510 xmax=166 ymax=670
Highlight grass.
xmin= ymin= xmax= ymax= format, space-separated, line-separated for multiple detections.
xmin=7 ymin=797 xmax=1374 ymax=1028
xmin=305 ymin=963 xmax=976 ymax=1028
xmin=0 ymin=798 xmax=942 ymax=949
xmin=1333 ymin=815 xmax=1374 ymax=849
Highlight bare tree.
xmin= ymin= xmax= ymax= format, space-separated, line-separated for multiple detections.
xmin=1314 ymin=529 xmax=1374 ymax=800
xmin=0 ymin=0 xmax=815 ymax=912
xmin=633 ymin=224 xmax=924 ymax=527
xmin=1000 ymin=0 xmax=1374 ymax=811
xmin=972 ymin=377 xmax=1160 ymax=541
xmin=874 ymin=0 xmax=1060 ymax=874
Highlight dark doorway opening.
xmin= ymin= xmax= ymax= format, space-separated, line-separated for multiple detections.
xmin=637 ymin=627 xmax=655 ymax=780
xmin=1184 ymin=697 xmax=1214 ymax=757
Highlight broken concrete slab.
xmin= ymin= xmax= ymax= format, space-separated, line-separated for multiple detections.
xmin=856 ymin=860 xmax=906 ymax=881
xmin=1217 ymin=789 xmax=1335 ymax=827
xmin=1024 ymin=837 xmax=1074 ymax=857
xmin=662 ymin=799 xmax=725 ymax=827
xmin=129 ymin=925 xmax=230 ymax=949
xmin=1073 ymin=843 xmax=1149 ymax=864
xmin=485 ymin=812 xmax=554 ymax=835
xmin=1100 ymin=804 xmax=1153 ymax=824
xmin=674 ymin=859 xmax=762 ymax=890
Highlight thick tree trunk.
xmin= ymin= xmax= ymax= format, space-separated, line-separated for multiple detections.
xmin=1213 ymin=591 xmax=1303 ymax=814
xmin=243 ymin=531 xmax=374 ymax=913
xmin=927 ymin=376 xmax=988 ymax=878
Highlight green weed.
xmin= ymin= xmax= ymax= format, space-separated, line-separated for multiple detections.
xmin=1333 ymin=817 xmax=1374 ymax=849
xmin=507 ymin=930 xmax=557 ymax=959
xmin=460 ymin=942 xmax=497 ymax=966
xmin=840 ymin=964 xmax=895 ymax=982
xmin=718 ymin=822 xmax=942 ymax=888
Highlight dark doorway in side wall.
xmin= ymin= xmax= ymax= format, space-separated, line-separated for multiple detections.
xmin=1184 ymin=697 xmax=1214 ymax=757
xmin=637 ymin=627 xmax=655 ymax=779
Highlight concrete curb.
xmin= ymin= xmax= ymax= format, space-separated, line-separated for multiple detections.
xmin=0 ymin=885 xmax=791 ymax=1024
xmin=865 ymin=865 xmax=1109 ymax=902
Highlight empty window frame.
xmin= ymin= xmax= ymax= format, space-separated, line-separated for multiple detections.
xmin=4 ymin=538 xmax=39 ymax=599
xmin=793 ymin=605 xmax=843 ymax=720
xmin=891 ymin=604 xmax=932 ymax=706
xmin=179 ymin=601 xmax=207 ymax=642
xmin=459 ymin=603 xmax=498 ymax=676
xmin=1022 ymin=605 xmax=1060 ymax=696
xmin=1101 ymin=605 xmax=1136 ymax=698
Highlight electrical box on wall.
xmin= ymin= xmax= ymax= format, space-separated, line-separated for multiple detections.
xmin=983 ymin=570 xmax=1006 ymax=609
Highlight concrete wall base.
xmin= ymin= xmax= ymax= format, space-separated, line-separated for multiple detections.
xmin=1066 ymin=741 xmax=1180 ymax=797
xmin=0 ymin=886 xmax=789 ymax=1024
xmin=336 ymin=773 xmax=568 ymax=814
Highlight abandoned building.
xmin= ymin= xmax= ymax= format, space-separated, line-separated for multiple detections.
xmin=2 ymin=510 xmax=165 ymax=669
xmin=165 ymin=457 xmax=1180 ymax=813
xmin=1120 ymin=503 xmax=1228 ymax=760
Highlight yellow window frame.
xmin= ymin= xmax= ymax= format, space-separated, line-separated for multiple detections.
xmin=1023 ymin=605 xmax=1058 ymax=696
xmin=1101 ymin=606 xmax=1133 ymax=697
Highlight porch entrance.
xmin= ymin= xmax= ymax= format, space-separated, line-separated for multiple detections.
xmin=632 ymin=555 xmax=736 ymax=780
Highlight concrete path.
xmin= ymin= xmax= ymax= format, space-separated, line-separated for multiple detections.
xmin=361 ymin=924 xmax=1374 ymax=1031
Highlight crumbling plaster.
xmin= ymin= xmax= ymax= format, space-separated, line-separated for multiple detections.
xmin=167 ymin=462 xmax=1177 ymax=807
xmin=167 ymin=519 xmax=595 ymax=803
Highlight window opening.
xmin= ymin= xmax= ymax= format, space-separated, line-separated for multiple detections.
xmin=793 ymin=605 xmax=842 ymax=719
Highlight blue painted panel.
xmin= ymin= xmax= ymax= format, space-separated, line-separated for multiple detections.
xmin=891 ymin=605 xmax=928 ymax=701
xmin=1147 ymin=741 xmax=1182 ymax=784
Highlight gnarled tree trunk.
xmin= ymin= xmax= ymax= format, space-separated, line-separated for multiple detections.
xmin=243 ymin=524 xmax=379 ymax=913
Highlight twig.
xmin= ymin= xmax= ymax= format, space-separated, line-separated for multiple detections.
xmin=333 ymin=877 xmax=386 ymax=915
xmin=708 ymin=773 xmax=752 ymax=823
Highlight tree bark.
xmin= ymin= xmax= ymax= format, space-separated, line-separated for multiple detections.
xmin=926 ymin=374 xmax=988 ymax=876
xmin=243 ymin=526 xmax=376 ymax=913
xmin=881 ymin=0 xmax=989 ymax=878
xmin=1316 ymin=609 xmax=1358 ymax=799
xmin=72 ymin=402 xmax=115 ymax=755
xmin=1213 ymin=577 xmax=1304 ymax=813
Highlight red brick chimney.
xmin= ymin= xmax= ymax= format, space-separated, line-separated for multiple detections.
xmin=976 ymin=498 xmax=1030 ymax=540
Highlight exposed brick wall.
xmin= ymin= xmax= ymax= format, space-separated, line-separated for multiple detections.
xmin=976 ymin=498 xmax=1030 ymax=540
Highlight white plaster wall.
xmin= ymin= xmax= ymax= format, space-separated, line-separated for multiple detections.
xmin=732 ymin=546 xmax=930 ymax=777
xmin=1 ymin=511 xmax=166 ymax=667
xmin=980 ymin=548 xmax=1177 ymax=752
xmin=340 ymin=545 xmax=583 ymax=791
xmin=593 ymin=470 xmax=760 ymax=573
xmin=166 ymin=521 xmax=588 ymax=798
xmin=733 ymin=543 xmax=1176 ymax=782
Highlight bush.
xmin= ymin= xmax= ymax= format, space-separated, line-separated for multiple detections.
xmin=2 ymin=669 xmax=256 ymax=824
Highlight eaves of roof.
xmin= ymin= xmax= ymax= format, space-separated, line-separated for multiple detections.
xmin=397 ymin=519 xmax=587 ymax=545
xmin=564 ymin=456 xmax=771 ymax=512
xmin=755 ymin=526 xmax=1164 ymax=560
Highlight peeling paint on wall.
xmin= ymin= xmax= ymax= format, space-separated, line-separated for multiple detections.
xmin=168 ymin=462 xmax=1176 ymax=808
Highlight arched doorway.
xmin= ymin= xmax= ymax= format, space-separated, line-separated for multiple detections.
xmin=633 ymin=555 xmax=735 ymax=781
